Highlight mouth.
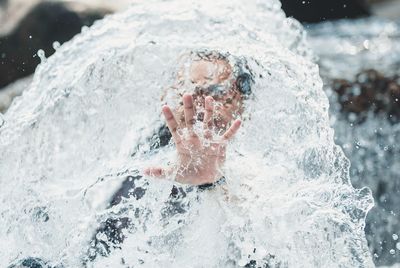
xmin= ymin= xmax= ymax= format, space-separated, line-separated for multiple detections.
xmin=174 ymin=101 xmax=231 ymax=132
xmin=213 ymin=116 xmax=228 ymax=131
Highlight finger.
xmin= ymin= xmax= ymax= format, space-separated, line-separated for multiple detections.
xmin=222 ymin=119 xmax=241 ymax=141
xmin=204 ymin=129 xmax=213 ymax=140
xmin=203 ymin=96 xmax=214 ymax=130
xmin=183 ymin=94 xmax=196 ymax=131
xmin=144 ymin=167 xmax=166 ymax=177
xmin=162 ymin=105 xmax=182 ymax=145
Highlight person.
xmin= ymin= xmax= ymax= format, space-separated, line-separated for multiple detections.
xmin=87 ymin=50 xmax=254 ymax=262
xmin=9 ymin=50 xmax=254 ymax=267
xmin=144 ymin=51 xmax=250 ymax=185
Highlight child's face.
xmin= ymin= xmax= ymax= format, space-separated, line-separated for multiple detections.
xmin=174 ymin=59 xmax=244 ymax=132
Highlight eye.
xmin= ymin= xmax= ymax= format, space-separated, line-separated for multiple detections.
xmin=225 ymin=98 xmax=233 ymax=104
xmin=223 ymin=98 xmax=233 ymax=108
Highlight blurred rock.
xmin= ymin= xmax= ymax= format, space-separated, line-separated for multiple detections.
xmin=280 ymin=0 xmax=370 ymax=23
xmin=0 ymin=75 xmax=32 ymax=113
xmin=333 ymin=69 xmax=400 ymax=124
xmin=0 ymin=1 xmax=111 ymax=89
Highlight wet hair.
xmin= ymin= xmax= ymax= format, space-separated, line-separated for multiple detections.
xmin=161 ymin=49 xmax=255 ymax=107
xmin=236 ymin=72 xmax=253 ymax=96
xmin=189 ymin=49 xmax=254 ymax=98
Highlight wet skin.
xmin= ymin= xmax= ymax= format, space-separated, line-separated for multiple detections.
xmin=145 ymin=58 xmax=243 ymax=185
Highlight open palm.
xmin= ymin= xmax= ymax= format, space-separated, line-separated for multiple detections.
xmin=145 ymin=94 xmax=241 ymax=185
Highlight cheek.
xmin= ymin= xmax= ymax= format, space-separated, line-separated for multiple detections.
xmin=174 ymin=107 xmax=186 ymax=126
xmin=222 ymin=103 xmax=241 ymax=119
xmin=215 ymin=107 xmax=235 ymax=125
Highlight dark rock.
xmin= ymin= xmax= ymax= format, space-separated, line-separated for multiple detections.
xmin=332 ymin=69 xmax=400 ymax=124
xmin=280 ymin=0 xmax=370 ymax=23
xmin=0 ymin=1 xmax=111 ymax=89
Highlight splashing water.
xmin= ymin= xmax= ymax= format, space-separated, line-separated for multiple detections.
xmin=308 ymin=18 xmax=400 ymax=266
xmin=0 ymin=1 xmax=374 ymax=267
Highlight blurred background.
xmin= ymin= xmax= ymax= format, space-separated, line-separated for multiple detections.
xmin=0 ymin=0 xmax=399 ymax=267
xmin=0 ymin=0 xmax=398 ymax=111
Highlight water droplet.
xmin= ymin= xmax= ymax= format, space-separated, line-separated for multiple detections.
xmin=397 ymin=242 xmax=400 ymax=250
xmin=37 ymin=49 xmax=46 ymax=62
xmin=348 ymin=113 xmax=357 ymax=122
xmin=351 ymin=85 xmax=361 ymax=95
xmin=0 ymin=114 xmax=4 ymax=129
xmin=29 ymin=35 xmax=32 ymax=39
xmin=81 ymin=26 xmax=90 ymax=33
xmin=390 ymin=249 xmax=395 ymax=255
xmin=53 ymin=41 xmax=61 ymax=50
xmin=363 ymin=40 xmax=370 ymax=50
xmin=393 ymin=234 xmax=399 ymax=241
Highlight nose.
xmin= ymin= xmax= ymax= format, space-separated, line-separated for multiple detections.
xmin=192 ymin=94 xmax=206 ymax=121
xmin=192 ymin=93 xmax=206 ymax=107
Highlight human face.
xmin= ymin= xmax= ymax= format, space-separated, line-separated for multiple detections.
xmin=174 ymin=59 xmax=244 ymax=131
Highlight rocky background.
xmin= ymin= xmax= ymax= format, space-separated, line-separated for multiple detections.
xmin=0 ymin=0 xmax=131 ymax=111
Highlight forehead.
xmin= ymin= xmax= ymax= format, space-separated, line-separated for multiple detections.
xmin=189 ymin=59 xmax=232 ymax=86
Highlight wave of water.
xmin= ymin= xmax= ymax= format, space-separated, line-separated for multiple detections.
xmin=0 ymin=1 xmax=374 ymax=267
xmin=308 ymin=18 xmax=400 ymax=267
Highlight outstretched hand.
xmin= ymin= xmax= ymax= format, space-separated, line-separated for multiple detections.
xmin=144 ymin=93 xmax=241 ymax=185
